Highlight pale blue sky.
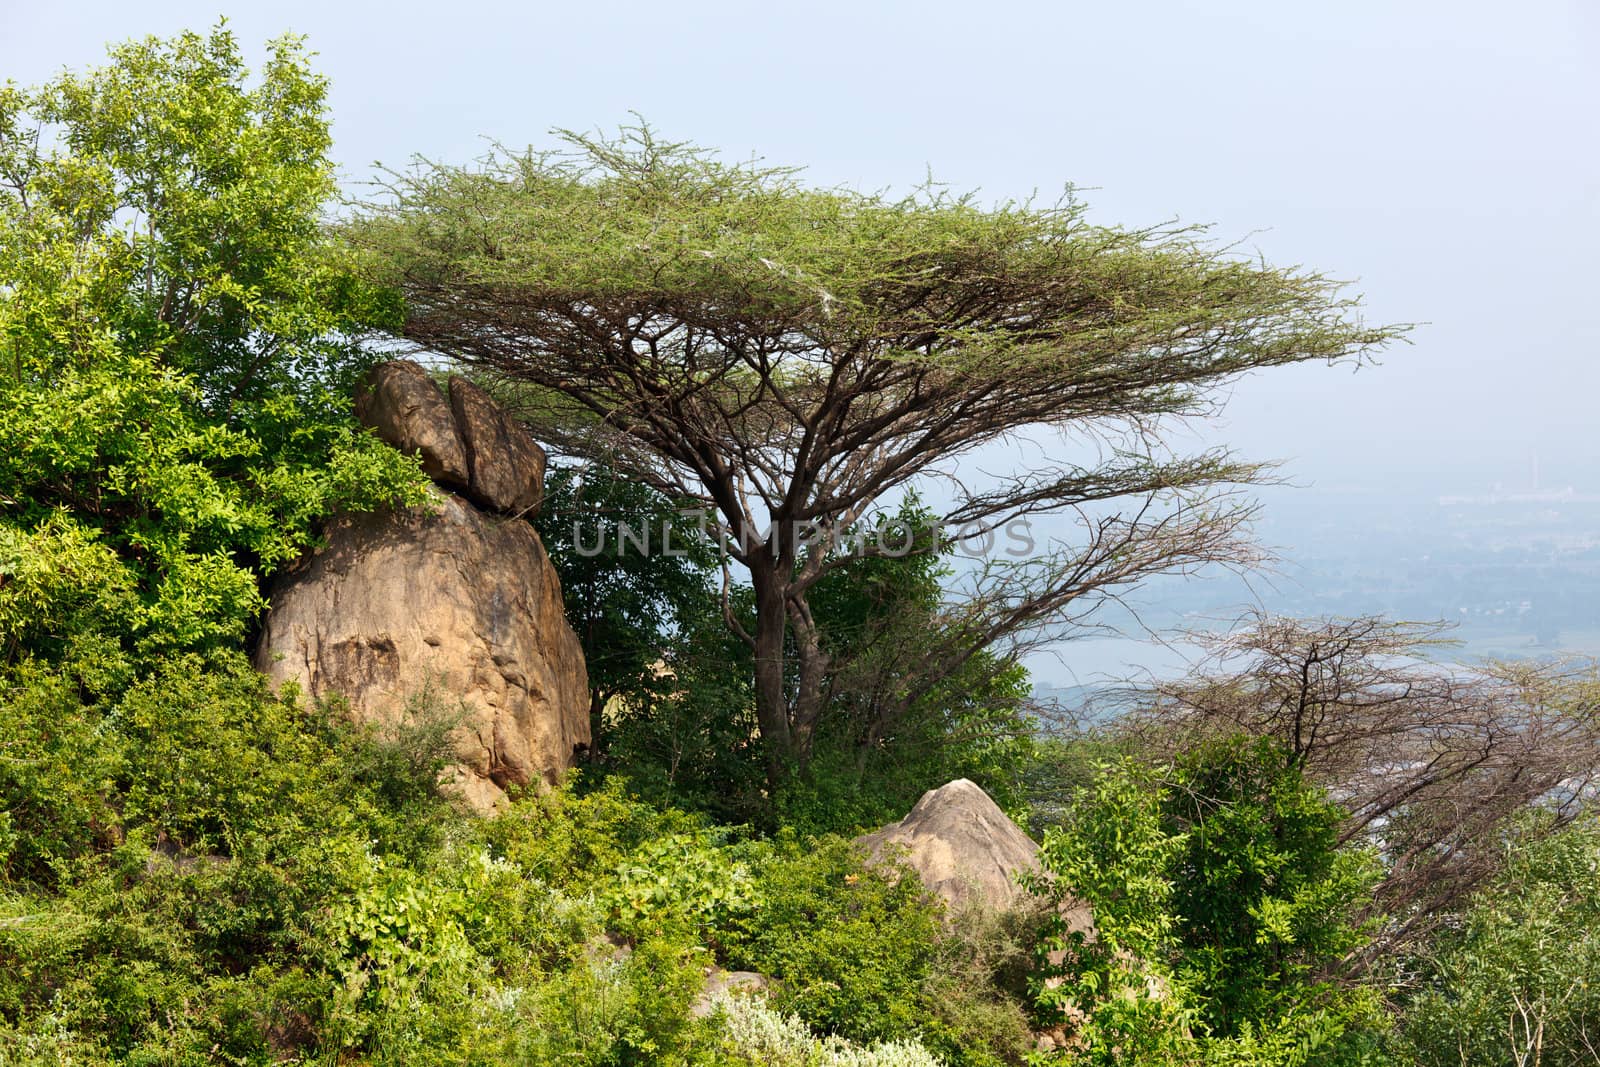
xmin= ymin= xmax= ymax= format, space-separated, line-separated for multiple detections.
xmin=5 ymin=1 xmax=1598 ymax=492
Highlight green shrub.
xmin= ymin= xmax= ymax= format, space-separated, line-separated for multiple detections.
xmin=1034 ymin=737 xmax=1390 ymax=1065
xmin=0 ymin=27 xmax=426 ymax=676
xmin=599 ymin=830 xmax=764 ymax=944
xmin=499 ymin=936 xmax=726 ymax=1067
xmin=1395 ymin=816 xmax=1600 ymax=1067
xmin=0 ymin=659 xmax=124 ymax=886
xmin=0 ymin=647 xmax=465 ymax=1061
xmin=725 ymin=834 xmax=941 ymax=1044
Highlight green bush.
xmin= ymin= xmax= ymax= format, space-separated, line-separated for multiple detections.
xmin=719 ymin=834 xmax=1033 ymax=1066
xmin=497 ymin=936 xmax=726 ymax=1067
xmin=1034 ymin=737 xmax=1390 ymax=1065
xmin=0 ymin=683 xmax=774 ymax=1063
xmin=0 ymin=26 xmax=425 ymax=677
xmin=307 ymin=783 xmax=749 ymax=1065
xmin=725 ymin=834 xmax=941 ymax=1043
xmin=0 ymin=649 xmax=462 ymax=1061
xmin=1395 ymin=816 xmax=1600 ymax=1067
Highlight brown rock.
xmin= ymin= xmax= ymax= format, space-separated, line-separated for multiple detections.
xmin=449 ymin=375 xmax=546 ymax=518
xmin=354 ymin=361 xmax=470 ymax=489
xmin=856 ymin=779 xmax=1046 ymax=913
xmin=254 ymin=490 xmax=589 ymax=813
xmin=856 ymin=778 xmax=1097 ymax=949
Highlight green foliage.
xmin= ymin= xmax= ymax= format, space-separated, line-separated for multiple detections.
xmin=1168 ymin=738 xmax=1381 ymax=1036
xmin=1395 ymin=816 xmax=1600 ymax=1067
xmin=780 ymin=499 xmax=1038 ymax=835
xmin=1015 ymin=733 xmax=1127 ymax=838
xmin=0 ymin=658 xmax=124 ymax=884
xmin=718 ymin=835 xmax=1033 ymax=1066
xmin=727 ymin=835 xmax=942 ymax=1043
xmin=501 ymin=936 xmax=725 ymax=1067
xmin=536 ymin=464 xmax=769 ymax=822
xmin=0 ymin=26 xmax=425 ymax=671
xmin=541 ymin=471 xmax=1033 ymax=834
xmin=536 ymin=464 xmax=720 ymax=723
xmin=0 ymin=649 xmax=461 ymax=1061
xmin=480 ymin=789 xmax=1032 ymax=1065
xmin=320 ymin=847 xmax=512 ymax=1053
xmin=0 ymin=655 xmax=754 ymax=1064
xmin=356 ymin=123 xmax=1394 ymax=378
xmin=1034 ymin=737 xmax=1389 ymax=1065
xmin=599 ymin=831 xmax=763 ymax=942
xmin=3 ymin=25 xmax=398 ymax=405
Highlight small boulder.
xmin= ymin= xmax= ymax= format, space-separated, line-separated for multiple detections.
xmin=692 ymin=969 xmax=771 ymax=1019
xmin=354 ymin=361 xmax=469 ymax=489
xmin=449 ymin=375 xmax=546 ymax=518
xmin=856 ymin=778 xmax=1044 ymax=914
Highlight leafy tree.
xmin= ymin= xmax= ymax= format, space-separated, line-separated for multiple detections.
xmin=779 ymin=498 xmax=1037 ymax=830
xmin=1034 ymin=736 xmax=1387 ymax=1064
xmin=351 ymin=124 xmax=1402 ymax=791
xmin=540 ymin=465 xmax=1032 ymax=828
xmin=0 ymin=25 xmax=423 ymax=672
xmin=535 ymin=463 xmax=723 ymax=744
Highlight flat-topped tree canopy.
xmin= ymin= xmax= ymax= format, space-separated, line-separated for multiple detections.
xmin=347 ymin=124 xmax=1403 ymax=785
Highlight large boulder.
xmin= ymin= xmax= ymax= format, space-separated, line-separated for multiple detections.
xmin=856 ymin=779 xmax=1045 ymax=913
xmin=254 ymin=491 xmax=589 ymax=813
xmin=448 ymin=375 xmax=545 ymax=517
xmin=353 ymin=361 xmax=470 ymax=489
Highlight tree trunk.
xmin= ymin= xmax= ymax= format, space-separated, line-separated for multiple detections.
xmin=788 ymin=597 xmax=829 ymax=768
xmin=749 ymin=560 xmax=793 ymax=793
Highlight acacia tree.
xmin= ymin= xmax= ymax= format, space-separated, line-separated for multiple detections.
xmin=350 ymin=127 xmax=1400 ymax=788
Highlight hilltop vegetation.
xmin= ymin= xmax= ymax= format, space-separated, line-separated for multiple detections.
xmin=3 ymin=26 xmax=1599 ymax=1066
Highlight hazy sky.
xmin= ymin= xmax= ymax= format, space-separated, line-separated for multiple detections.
xmin=6 ymin=1 xmax=1598 ymax=493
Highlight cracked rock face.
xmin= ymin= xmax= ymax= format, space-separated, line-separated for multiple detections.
xmin=351 ymin=360 xmax=546 ymax=520
xmin=448 ymin=375 xmax=545 ymax=518
xmin=253 ymin=490 xmax=589 ymax=813
xmin=353 ymin=360 xmax=471 ymax=490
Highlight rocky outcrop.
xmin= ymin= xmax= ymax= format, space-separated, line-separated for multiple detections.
xmin=858 ymin=781 xmax=1096 ymax=1053
xmin=257 ymin=361 xmax=587 ymax=813
xmin=857 ymin=779 xmax=1094 ymax=936
xmin=352 ymin=360 xmax=547 ymax=520
xmin=449 ymin=375 xmax=545 ymax=517
xmin=353 ymin=360 xmax=470 ymax=489
xmin=255 ymin=492 xmax=588 ymax=812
